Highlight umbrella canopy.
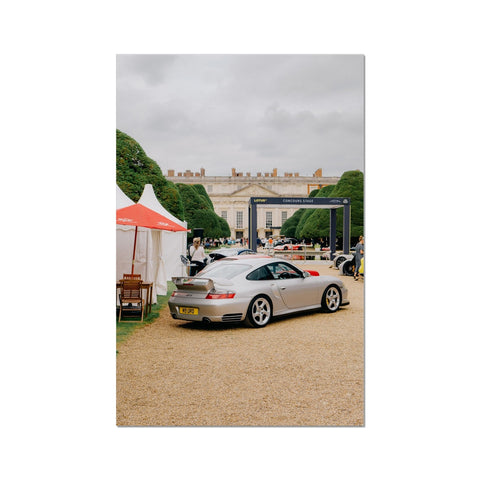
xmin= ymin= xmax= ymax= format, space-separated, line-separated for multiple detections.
xmin=116 ymin=203 xmax=188 ymax=274
xmin=116 ymin=203 xmax=188 ymax=232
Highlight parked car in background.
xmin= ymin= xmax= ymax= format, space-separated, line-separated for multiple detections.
xmin=274 ymin=243 xmax=304 ymax=251
xmin=338 ymin=258 xmax=355 ymax=276
xmin=273 ymin=237 xmax=300 ymax=247
xmin=331 ymin=252 xmax=354 ymax=269
xmin=169 ymin=256 xmax=349 ymax=328
xmin=208 ymin=247 xmax=257 ymax=263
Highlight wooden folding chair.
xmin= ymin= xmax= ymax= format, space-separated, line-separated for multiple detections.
xmin=118 ymin=279 xmax=144 ymax=322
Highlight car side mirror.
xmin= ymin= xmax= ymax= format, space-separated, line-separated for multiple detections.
xmin=303 ymin=271 xmax=311 ymax=278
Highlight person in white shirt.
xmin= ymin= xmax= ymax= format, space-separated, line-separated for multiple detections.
xmin=189 ymin=237 xmax=207 ymax=275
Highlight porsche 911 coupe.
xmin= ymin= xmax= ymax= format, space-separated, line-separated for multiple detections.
xmin=168 ymin=256 xmax=349 ymax=328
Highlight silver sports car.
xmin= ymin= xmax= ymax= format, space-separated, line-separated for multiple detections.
xmin=168 ymin=256 xmax=349 ymax=328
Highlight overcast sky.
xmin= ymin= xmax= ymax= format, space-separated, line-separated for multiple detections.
xmin=117 ymin=54 xmax=364 ymax=177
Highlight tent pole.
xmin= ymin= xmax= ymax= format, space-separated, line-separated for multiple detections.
xmin=131 ymin=226 xmax=138 ymax=274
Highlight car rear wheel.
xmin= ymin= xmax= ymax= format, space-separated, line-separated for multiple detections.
xmin=321 ymin=285 xmax=341 ymax=313
xmin=245 ymin=295 xmax=272 ymax=328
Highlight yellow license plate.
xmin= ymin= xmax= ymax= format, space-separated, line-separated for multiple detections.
xmin=179 ymin=307 xmax=199 ymax=315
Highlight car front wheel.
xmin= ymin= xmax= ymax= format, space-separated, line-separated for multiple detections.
xmin=321 ymin=285 xmax=342 ymax=313
xmin=245 ymin=295 xmax=272 ymax=328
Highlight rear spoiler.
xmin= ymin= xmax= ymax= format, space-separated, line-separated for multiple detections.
xmin=172 ymin=277 xmax=214 ymax=291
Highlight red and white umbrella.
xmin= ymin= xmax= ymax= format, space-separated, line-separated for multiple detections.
xmin=116 ymin=203 xmax=188 ymax=274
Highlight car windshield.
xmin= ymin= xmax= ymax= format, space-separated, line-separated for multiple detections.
xmin=196 ymin=262 xmax=251 ymax=280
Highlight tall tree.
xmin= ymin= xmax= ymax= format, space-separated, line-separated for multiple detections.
xmin=280 ymin=188 xmax=323 ymax=238
xmin=177 ymin=184 xmax=231 ymax=239
xmin=299 ymin=171 xmax=364 ymax=239
xmin=191 ymin=184 xmax=214 ymax=209
xmin=295 ymin=185 xmax=335 ymax=239
xmin=280 ymin=209 xmax=304 ymax=238
xmin=116 ymin=129 xmax=185 ymax=220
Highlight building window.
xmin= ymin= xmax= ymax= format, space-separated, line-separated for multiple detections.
xmin=207 ymin=185 xmax=213 ymax=193
xmin=236 ymin=211 xmax=243 ymax=228
xmin=221 ymin=211 xmax=228 ymax=221
xmin=266 ymin=211 xmax=272 ymax=228
xmin=281 ymin=211 xmax=287 ymax=225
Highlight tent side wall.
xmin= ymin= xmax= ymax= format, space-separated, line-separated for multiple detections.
xmin=160 ymin=230 xmax=188 ymax=279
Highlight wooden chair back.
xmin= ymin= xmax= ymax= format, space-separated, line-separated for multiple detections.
xmin=123 ymin=273 xmax=142 ymax=281
xmin=120 ymin=280 xmax=143 ymax=301
xmin=118 ymin=279 xmax=144 ymax=323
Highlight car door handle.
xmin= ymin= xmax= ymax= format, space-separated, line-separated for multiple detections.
xmin=280 ymin=287 xmax=286 ymax=290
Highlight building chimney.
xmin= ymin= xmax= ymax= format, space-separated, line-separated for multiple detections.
xmin=272 ymin=168 xmax=277 ymax=177
xmin=167 ymin=169 xmax=174 ymax=177
xmin=232 ymin=168 xmax=236 ymax=177
xmin=313 ymin=168 xmax=323 ymax=178
xmin=200 ymin=168 xmax=205 ymax=176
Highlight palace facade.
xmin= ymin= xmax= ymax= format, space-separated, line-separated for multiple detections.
xmin=166 ymin=167 xmax=340 ymax=240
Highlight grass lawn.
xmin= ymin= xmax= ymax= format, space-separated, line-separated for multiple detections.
xmin=116 ymin=281 xmax=175 ymax=349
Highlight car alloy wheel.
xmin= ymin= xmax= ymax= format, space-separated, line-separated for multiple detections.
xmin=322 ymin=285 xmax=341 ymax=313
xmin=246 ymin=295 xmax=272 ymax=327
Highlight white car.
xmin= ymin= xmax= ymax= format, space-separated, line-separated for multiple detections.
xmin=331 ymin=253 xmax=354 ymax=269
xmin=169 ymin=256 xmax=349 ymax=328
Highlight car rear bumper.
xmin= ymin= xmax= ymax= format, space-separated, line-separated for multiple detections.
xmin=168 ymin=297 xmax=250 ymax=323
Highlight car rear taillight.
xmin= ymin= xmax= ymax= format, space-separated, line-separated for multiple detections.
xmin=205 ymin=292 xmax=235 ymax=299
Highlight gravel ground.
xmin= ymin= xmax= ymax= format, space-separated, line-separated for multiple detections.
xmin=116 ymin=263 xmax=364 ymax=426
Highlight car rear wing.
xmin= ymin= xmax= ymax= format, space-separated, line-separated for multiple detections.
xmin=172 ymin=277 xmax=214 ymax=291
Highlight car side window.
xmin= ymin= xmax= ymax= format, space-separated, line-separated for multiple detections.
xmin=266 ymin=262 xmax=303 ymax=280
xmin=246 ymin=266 xmax=274 ymax=281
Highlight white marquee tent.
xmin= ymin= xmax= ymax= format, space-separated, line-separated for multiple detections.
xmin=116 ymin=184 xmax=188 ymax=299
xmin=138 ymin=184 xmax=188 ymax=281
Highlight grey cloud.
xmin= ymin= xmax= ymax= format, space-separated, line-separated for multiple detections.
xmin=117 ymin=54 xmax=178 ymax=85
xmin=116 ymin=54 xmax=364 ymax=177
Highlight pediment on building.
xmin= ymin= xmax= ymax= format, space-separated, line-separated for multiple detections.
xmin=231 ymin=183 xmax=280 ymax=197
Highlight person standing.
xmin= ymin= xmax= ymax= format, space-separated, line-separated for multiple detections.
xmin=189 ymin=237 xmax=207 ymax=276
xmin=354 ymin=236 xmax=364 ymax=281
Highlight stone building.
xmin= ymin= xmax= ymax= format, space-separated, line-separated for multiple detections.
xmin=166 ymin=167 xmax=340 ymax=240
